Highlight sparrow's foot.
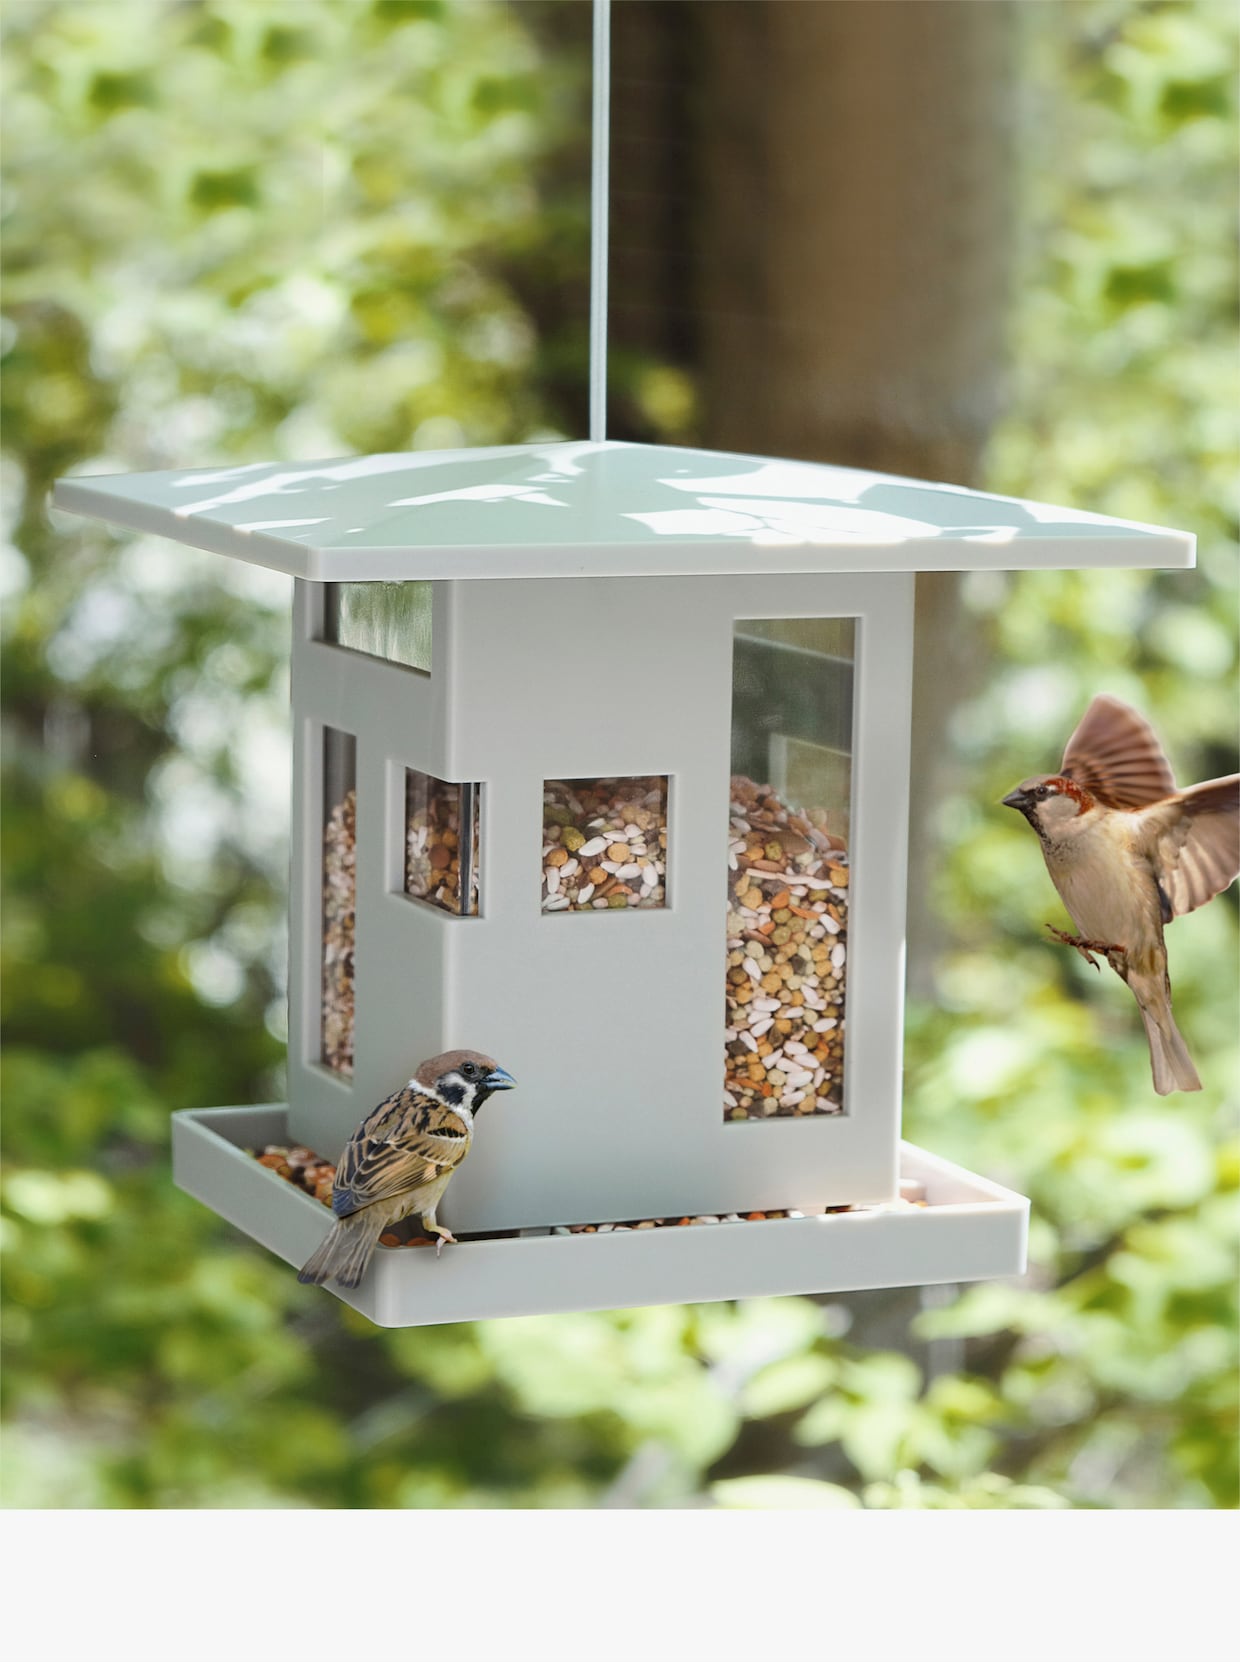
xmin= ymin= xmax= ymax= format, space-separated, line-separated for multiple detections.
xmin=1045 ymin=925 xmax=1125 ymax=970
xmin=429 ymin=1225 xmax=457 ymax=1259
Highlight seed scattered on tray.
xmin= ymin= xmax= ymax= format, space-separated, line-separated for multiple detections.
xmin=252 ymin=1144 xmax=440 ymax=1244
xmin=725 ymin=775 xmax=848 ymax=1121
xmin=550 ymin=1198 xmax=925 ymax=1233
xmin=322 ymin=788 xmax=356 ymax=1075
xmin=252 ymin=1144 xmax=924 ymax=1244
xmin=255 ymin=1144 xmax=337 ymax=1207
xmin=542 ymin=777 xmax=668 ymax=912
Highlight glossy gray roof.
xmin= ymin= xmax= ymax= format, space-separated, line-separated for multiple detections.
xmin=54 ymin=440 xmax=1194 ymax=580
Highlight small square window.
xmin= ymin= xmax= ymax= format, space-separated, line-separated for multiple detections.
xmin=542 ymin=777 xmax=668 ymax=912
xmin=324 ymin=581 xmax=432 ymax=673
xmin=405 ymin=768 xmax=480 ymax=917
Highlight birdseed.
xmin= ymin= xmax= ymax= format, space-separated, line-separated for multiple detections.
xmin=405 ymin=769 xmax=480 ymax=916
xmin=550 ymin=1195 xmax=926 ymax=1232
xmin=254 ymin=1144 xmax=438 ymax=1243
xmin=321 ymin=788 xmax=356 ymax=1075
xmin=542 ymin=777 xmax=668 ymax=912
xmin=252 ymin=1144 xmax=926 ymax=1244
xmin=725 ymin=775 xmax=848 ymax=1121
xmin=324 ymin=768 xmax=842 ymax=1112
xmin=255 ymin=1144 xmax=337 ymax=1207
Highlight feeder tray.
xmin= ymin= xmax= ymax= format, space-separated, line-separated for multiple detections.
xmin=174 ymin=1104 xmax=1029 ymax=1327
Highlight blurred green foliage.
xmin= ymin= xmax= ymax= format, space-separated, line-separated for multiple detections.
xmin=2 ymin=0 xmax=1236 ymax=1509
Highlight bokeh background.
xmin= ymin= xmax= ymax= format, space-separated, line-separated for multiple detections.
xmin=2 ymin=0 xmax=1236 ymax=1509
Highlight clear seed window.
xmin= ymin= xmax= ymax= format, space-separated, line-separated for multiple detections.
xmin=324 ymin=580 xmax=432 ymax=673
xmin=405 ymin=769 xmax=481 ymax=917
xmin=726 ymin=619 xmax=854 ymax=1121
xmin=321 ymin=726 xmax=357 ymax=1075
xmin=542 ymin=776 xmax=668 ymax=912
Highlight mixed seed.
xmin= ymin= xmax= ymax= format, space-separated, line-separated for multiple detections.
xmin=321 ymin=788 xmax=356 ymax=1075
xmin=542 ymin=776 xmax=668 ymax=912
xmin=253 ymin=1144 xmax=440 ymax=1246
xmin=405 ymin=770 xmax=480 ymax=916
xmin=324 ymin=768 xmax=844 ymax=1115
xmin=725 ymin=775 xmax=849 ymax=1121
xmin=549 ymin=1191 xmax=927 ymax=1231
xmin=255 ymin=1144 xmax=336 ymax=1206
xmin=252 ymin=1144 xmax=925 ymax=1244
xmin=553 ymin=1208 xmax=844 ymax=1233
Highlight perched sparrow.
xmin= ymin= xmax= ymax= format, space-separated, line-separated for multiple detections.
xmin=297 ymin=1049 xmax=516 ymax=1288
xmin=1003 ymin=694 xmax=1238 ymax=1096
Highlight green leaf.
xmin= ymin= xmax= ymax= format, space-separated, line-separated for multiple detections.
xmin=87 ymin=71 xmax=156 ymax=113
xmin=373 ymin=0 xmax=445 ymax=25
xmin=188 ymin=168 xmax=261 ymax=214
xmin=839 ymin=1404 xmax=913 ymax=1482
xmin=712 ymin=1476 xmax=861 ymax=1510
xmin=740 ymin=1353 xmax=838 ymax=1419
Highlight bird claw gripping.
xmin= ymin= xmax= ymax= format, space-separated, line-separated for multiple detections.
xmin=1045 ymin=924 xmax=1125 ymax=971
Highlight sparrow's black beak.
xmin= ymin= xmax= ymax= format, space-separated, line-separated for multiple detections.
xmin=1002 ymin=788 xmax=1030 ymax=812
xmin=483 ymin=1067 xmax=516 ymax=1093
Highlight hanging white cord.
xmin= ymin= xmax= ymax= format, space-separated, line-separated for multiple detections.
xmin=589 ymin=0 xmax=611 ymax=444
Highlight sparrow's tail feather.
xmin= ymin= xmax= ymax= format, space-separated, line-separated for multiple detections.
xmin=1136 ymin=987 xmax=1202 ymax=1096
xmin=297 ymin=1209 xmax=386 ymax=1288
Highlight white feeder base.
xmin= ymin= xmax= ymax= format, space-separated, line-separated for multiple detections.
xmin=172 ymin=1105 xmax=1029 ymax=1327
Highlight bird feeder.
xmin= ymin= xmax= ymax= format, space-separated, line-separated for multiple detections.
xmin=53 ymin=441 xmax=1193 ymax=1325
xmin=52 ymin=0 xmax=1196 ymax=1325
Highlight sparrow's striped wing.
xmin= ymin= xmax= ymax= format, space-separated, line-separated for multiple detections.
xmin=1143 ymin=775 xmax=1240 ymax=919
xmin=1061 ymin=695 xmax=1177 ymax=810
xmin=332 ymin=1085 xmax=470 ymax=1218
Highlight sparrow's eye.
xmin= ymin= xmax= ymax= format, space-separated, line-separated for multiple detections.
xmin=461 ymin=1062 xmax=479 ymax=1080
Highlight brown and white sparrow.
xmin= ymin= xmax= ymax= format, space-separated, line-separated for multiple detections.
xmin=1003 ymin=694 xmax=1238 ymax=1096
xmin=297 ymin=1049 xmax=516 ymax=1288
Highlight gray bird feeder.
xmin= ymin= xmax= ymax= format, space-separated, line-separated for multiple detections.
xmin=51 ymin=0 xmax=1196 ymax=1325
xmin=53 ymin=441 xmax=1192 ymax=1325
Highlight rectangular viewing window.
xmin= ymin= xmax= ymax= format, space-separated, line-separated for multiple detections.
xmin=406 ymin=769 xmax=480 ymax=917
xmin=322 ymin=727 xmax=357 ymax=1076
xmin=726 ymin=618 xmax=854 ymax=1121
xmin=323 ymin=581 xmax=432 ymax=673
xmin=542 ymin=777 xmax=668 ymax=912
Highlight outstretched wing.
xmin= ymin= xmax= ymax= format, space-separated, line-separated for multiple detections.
xmin=1060 ymin=695 xmax=1177 ymax=810
xmin=1142 ymin=775 xmax=1240 ymax=919
xmin=332 ymin=1084 xmax=470 ymax=1218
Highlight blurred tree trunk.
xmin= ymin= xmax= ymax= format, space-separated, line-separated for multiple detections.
xmin=608 ymin=1 xmax=1014 ymax=1433
xmin=611 ymin=0 xmax=1015 ymax=996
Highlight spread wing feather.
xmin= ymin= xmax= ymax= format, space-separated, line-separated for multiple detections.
xmin=1141 ymin=775 xmax=1240 ymax=919
xmin=332 ymin=1084 xmax=471 ymax=1218
xmin=1060 ymin=695 xmax=1177 ymax=810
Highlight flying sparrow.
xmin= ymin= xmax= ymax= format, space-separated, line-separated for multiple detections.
xmin=297 ymin=1049 xmax=516 ymax=1288
xmin=1003 ymin=694 xmax=1238 ymax=1096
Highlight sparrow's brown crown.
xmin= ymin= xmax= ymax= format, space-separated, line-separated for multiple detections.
xmin=415 ymin=1048 xmax=499 ymax=1087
